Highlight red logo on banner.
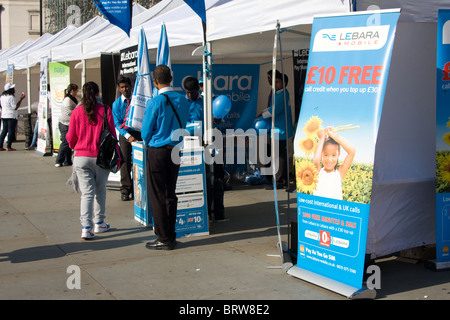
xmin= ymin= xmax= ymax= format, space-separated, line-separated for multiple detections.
xmin=319 ymin=230 xmax=331 ymax=247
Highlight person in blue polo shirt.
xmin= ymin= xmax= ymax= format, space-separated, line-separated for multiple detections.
xmin=257 ymin=70 xmax=294 ymax=191
xmin=141 ymin=65 xmax=189 ymax=250
xmin=183 ymin=76 xmax=203 ymax=136
xmin=112 ymin=76 xmax=142 ymax=201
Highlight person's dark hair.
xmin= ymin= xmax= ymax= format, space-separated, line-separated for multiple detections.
xmin=65 ymin=83 xmax=79 ymax=97
xmin=183 ymin=76 xmax=199 ymax=91
xmin=1 ymin=88 xmax=14 ymax=96
xmin=81 ymin=81 xmax=100 ymax=124
xmin=153 ymin=65 xmax=172 ymax=84
xmin=117 ymin=76 xmax=132 ymax=86
xmin=271 ymin=70 xmax=288 ymax=86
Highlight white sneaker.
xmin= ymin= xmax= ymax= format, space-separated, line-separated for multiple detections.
xmin=81 ymin=227 xmax=95 ymax=240
xmin=94 ymin=221 xmax=110 ymax=233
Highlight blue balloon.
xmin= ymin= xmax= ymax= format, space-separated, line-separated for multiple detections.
xmin=212 ymin=95 xmax=232 ymax=119
xmin=253 ymin=116 xmax=271 ymax=135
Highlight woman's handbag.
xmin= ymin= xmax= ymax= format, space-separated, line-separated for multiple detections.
xmin=96 ymin=105 xmax=123 ymax=173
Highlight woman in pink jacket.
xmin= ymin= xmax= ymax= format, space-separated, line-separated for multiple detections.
xmin=66 ymin=81 xmax=119 ymax=240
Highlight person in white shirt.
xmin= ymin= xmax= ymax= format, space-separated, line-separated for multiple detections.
xmin=0 ymin=83 xmax=25 ymax=151
xmin=55 ymin=83 xmax=79 ymax=167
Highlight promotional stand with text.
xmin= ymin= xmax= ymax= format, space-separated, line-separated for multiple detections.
xmin=132 ymin=141 xmax=209 ymax=238
xmin=288 ymin=9 xmax=400 ymax=298
xmin=433 ymin=9 xmax=450 ymax=271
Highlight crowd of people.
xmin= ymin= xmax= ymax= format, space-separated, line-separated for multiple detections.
xmin=0 ymin=65 xmax=294 ymax=250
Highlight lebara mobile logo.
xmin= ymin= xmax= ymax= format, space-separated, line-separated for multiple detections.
xmin=313 ymin=25 xmax=390 ymax=52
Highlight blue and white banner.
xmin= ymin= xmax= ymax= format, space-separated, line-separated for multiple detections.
xmin=94 ymin=0 xmax=131 ymax=36
xmin=171 ymin=64 xmax=259 ymax=131
xmin=292 ymin=10 xmax=399 ymax=291
xmin=436 ymin=9 xmax=450 ymax=267
xmin=125 ymin=28 xmax=153 ymax=131
xmin=154 ymin=22 xmax=171 ymax=96
xmin=157 ymin=23 xmax=171 ymax=68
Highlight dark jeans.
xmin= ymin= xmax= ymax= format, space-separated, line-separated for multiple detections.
xmin=146 ymin=146 xmax=180 ymax=244
xmin=119 ymin=131 xmax=142 ymax=195
xmin=0 ymin=118 xmax=17 ymax=149
xmin=55 ymin=122 xmax=72 ymax=165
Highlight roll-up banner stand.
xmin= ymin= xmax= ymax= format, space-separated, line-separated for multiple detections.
xmin=433 ymin=9 xmax=450 ymax=271
xmin=289 ymin=9 xmax=400 ymax=299
xmin=36 ymin=57 xmax=52 ymax=156
xmin=49 ymin=62 xmax=70 ymax=154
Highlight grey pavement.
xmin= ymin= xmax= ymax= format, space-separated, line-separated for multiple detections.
xmin=1 ymin=140 xmax=450 ymax=301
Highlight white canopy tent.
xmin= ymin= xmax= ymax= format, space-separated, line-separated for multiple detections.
xmin=27 ymin=15 xmax=107 ymax=68
xmin=0 ymin=3 xmax=147 ymax=112
xmin=50 ymin=2 xmax=148 ymax=63
xmin=80 ymin=0 xmax=201 ymax=61
xmin=0 ymin=27 xmax=73 ymax=71
xmin=0 ymin=39 xmax=34 ymax=61
xmin=0 ymin=0 xmax=445 ymax=261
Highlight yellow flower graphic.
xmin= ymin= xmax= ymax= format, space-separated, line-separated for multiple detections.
xmin=296 ymin=160 xmax=319 ymax=194
xmin=439 ymin=153 xmax=450 ymax=182
xmin=298 ymin=137 xmax=317 ymax=156
xmin=444 ymin=132 xmax=450 ymax=146
xmin=303 ymin=116 xmax=322 ymax=137
xmin=446 ymin=117 xmax=450 ymax=128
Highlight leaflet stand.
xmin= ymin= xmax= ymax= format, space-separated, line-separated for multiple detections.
xmin=425 ymin=260 xmax=450 ymax=271
xmin=131 ymin=137 xmax=209 ymax=237
xmin=175 ymin=136 xmax=209 ymax=237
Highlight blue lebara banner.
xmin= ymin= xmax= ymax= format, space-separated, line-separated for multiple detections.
xmin=94 ymin=0 xmax=131 ymax=36
xmin=290 ymin=10 xmax=400 ymax=293
xmin=436 ymin=9 xmax=450 ymax=268
xmin=171 ymin=64 xmax=260 ymax=131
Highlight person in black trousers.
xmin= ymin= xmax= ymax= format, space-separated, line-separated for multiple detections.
xmin=112 ymin=76 xmax=142 ymax=201
xmin=141 ymin=65 xmax=189 ymax=250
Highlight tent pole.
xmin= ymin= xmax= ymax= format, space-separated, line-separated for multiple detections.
xmin=203 ymin=41 xmax=213 ymax=146
xmin=277 ymin=22 xmax=291 ymax=251
xmin=203 ymin=40 xmax=215 ymax=220
xmin=27 ymin=67 xmax=31 ymax=114
xmin=81 ymin=59 xmax=86 ymax=86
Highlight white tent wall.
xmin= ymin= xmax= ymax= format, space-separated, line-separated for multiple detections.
xmin=351 ymin=1 xmax=443 ymax=258
xmin=367 ymin=21 xmax=437 ymax=258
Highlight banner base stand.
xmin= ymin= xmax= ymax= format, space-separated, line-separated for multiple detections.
xmin=34 ymin=150 xmax=51 ymax=157
xmin=286 ymin=266 xmax=376 ymax=299
xmin=267 ymin=241 xmax=294 ymax=271
xmin=424 ymin=259 xmax=450 ymax=271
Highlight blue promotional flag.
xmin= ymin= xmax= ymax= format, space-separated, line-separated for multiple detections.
xmin=183 ymin=0 xmax=206 ymax=23
xmin=154 ymin=22 xmax=171 ymax=96
xmin=125 ymin=28 xmax=153 ymax=131
xmin=157 ymin=23 xmax=171 ymax=68
xmin=94 ymin=0 xmax=132 ymax=36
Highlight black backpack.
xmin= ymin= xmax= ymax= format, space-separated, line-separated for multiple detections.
xmin=96 ymin=105 xmax=123 ymax=173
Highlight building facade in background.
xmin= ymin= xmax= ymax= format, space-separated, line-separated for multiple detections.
xmin=0 ymin=0 xmax=161 ymax=49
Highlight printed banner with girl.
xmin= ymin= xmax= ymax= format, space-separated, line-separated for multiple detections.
xmin=291 ymin=10 xmax=400 ymax=291
xmin=436 ymin=9 xmax=450 ymax=268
